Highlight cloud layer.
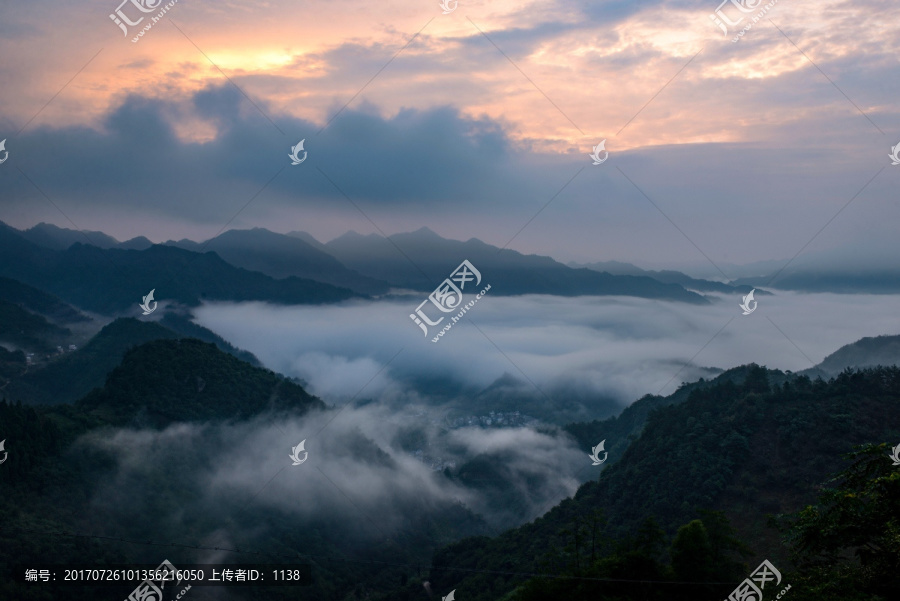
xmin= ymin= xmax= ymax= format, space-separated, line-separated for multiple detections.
xmin=193 ymin=291 xmax=900 ymax=417
xmin=78 ymin=402 xmax=588 ymax=548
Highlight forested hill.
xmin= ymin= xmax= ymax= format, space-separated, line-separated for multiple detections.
xmin=562 ymin=364 xmax=787 ymax=471
xmin=75 ymin=337 xmax=325 ymax=427
xmin=422 ymin=366 xmax=900 ymax=601
xmin=5 ymin=316 xmax=262 ymax=405
xmin=0 ymin=338 xmax=487 ymax=601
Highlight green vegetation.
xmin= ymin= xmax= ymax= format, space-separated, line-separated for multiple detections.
xmin=0 ymin=339 xmax=492 ymax=601
xmin=502 ymin=511 xmax=747 ymax=601
xmin=420 ymin=366 xmax=900 ymax=601
xmin=6 ymin=318 xmax=178 ymax=404
xmin=774 ymin=444 xmax=900 ymax=601
xmin=1 ymin=346 xmax=899 ymax=600
xmin=0 ymin=337 xmax=329 ymax=600
xmin=160 ymin=311 xmax=261 ymax=366
xmin=5 ymin=317 xmax=263 ymax=405
xmin=75 ymin=337 xmax=323 ymax=426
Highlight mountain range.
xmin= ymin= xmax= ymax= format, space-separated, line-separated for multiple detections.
xmin=0 ymin=221 xmax=359 ymax=314
xmin=164 ymin=227 xmax=391 ymax=296
xmin=654 ymin=244 xmax=900 ymax=294
xmin=27 ymin=220 xmax=895 ymax=305
xmin=2 ymin=328 xmax=898 ymax=600
xmin=1 ymin=258 xmax=899 ymax=600
xmin=1 ymin=221 xmax=712 ymax=305
xmin=321 ymin=228 xmax=709 ymax=302
xmin=570 ymin=260 xmax=754 ymax=294
xmin=6 ymin=221 xmax=900 ymax=314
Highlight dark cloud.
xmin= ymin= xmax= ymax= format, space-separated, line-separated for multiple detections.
xmin=3 ymin=0 xmax=900 ymax=268
xmin=2 ymin=84 xmax=554 ymax=222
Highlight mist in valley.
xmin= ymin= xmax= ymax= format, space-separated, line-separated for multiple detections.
xmin=192 ymin=290 xmax=900 ymax=419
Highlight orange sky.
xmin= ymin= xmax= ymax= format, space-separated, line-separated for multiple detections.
xmin=4 ymin=0 xmax=894 ymax=152
xmin=1 ymin=0 xmax=898 ymax=266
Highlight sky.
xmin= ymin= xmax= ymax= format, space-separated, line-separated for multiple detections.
xmin=1 ymin=0 xmax=899 ymax=270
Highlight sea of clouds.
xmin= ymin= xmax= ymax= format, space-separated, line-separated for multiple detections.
xmin=72 ymin=291 xmax=900 ymax=562
xmin=193 ymin=291 xmax=900 ymax=413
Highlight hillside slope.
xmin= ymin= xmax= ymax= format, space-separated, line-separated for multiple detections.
xmin=76 ymin=337 xmax=324 ymax=426
xmin=4 ymin=316 xmax=261 ymax=405
xmin=802 ymin=334 xmax=900 ymax=378
xmin=424 ymin=366 xmax=900 ymax=601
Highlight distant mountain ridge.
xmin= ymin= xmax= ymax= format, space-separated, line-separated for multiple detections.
xmin=6 ymin=221 xmax=712 ymax=303
xmin=14 ymin=222 xmax=388 ymax=295
xmin=165 ymin=227 xmax=390 ymax=295
xmin=0 ymin=221 xmax=359 ymax=314
xmin=19 ymin=222 xmax=120 ymax=250
xmin=14 ymin=221 xmax=900 ymax=296
xmin=570 ymin=260 xmax=755 ymax=294
xmin=20 ymin=222 xmax=152 ymax=251
xmin=732 ymin=270 xmax=900 ymax=294
xmin=324 ymin=228 xmax=709 ymax=303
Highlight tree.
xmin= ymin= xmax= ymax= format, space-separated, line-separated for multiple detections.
xmin=670 ymin=519 xmax=714 ymax=582
xmin=776 ymin=443 xmax=900 ymax=600
xmin=697 ymin=509 xmax=751 ymax=581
